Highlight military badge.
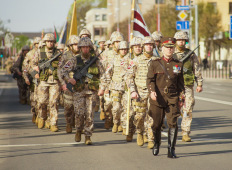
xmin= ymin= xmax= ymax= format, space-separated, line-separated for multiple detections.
xmin=173 ymin=65 xmax=181 ymax=73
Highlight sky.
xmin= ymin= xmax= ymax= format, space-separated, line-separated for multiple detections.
xmin=0 ymin=0 xmax=74 ymax=32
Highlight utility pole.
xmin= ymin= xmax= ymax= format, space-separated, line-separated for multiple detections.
xmin=157 ymin=0 xmax=160 ymax=31
xmin=195 ymin=4 xmax=199 ymax=57
xmin=189 ymin=0 xmax=192 ymax=48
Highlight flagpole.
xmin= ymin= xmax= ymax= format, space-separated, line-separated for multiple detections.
xmin=130 ymin=0 xmax=135 ymax=41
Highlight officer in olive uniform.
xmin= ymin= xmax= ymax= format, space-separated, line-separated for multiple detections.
xmin=12 ymin=45 xmax=30 ymax=104
xmin=61 ymin=37 xmax=105 ymax=145
xmin=32 ymin=33 xmax=61 ymax=132
xmin=173 ymin=31 xmax=203 ymax=142
xmin=58 ymin=35 xmax=80 ymax=133
xmin=147 ymin=37 xmax=185 ymax=158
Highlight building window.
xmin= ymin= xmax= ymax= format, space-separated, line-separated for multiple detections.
xmin=229 ymin=2 xmax=232 ymax=14
xmin=94 ymin=28 xmax=100 ymax=36
xmin=95 ymin=14 xmax=100 ymax=21
xmin=102 ymin=14 xmax=107 ymax=21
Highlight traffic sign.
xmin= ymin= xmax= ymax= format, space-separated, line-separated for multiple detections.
xmin=176 ymin=21 xmax=189 ymax=30
xmin=176 ymin=6 xmax=190 ymax=11
xmin=178 ymin=11 xmax=188 ymax=21
xmin=230 ymin=15 xmax=232 ymax=39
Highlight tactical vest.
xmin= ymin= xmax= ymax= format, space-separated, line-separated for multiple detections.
xmin=112 ymin=56 xmax=124 ymax=83
xmin=73 ymin=55 xmax=100 ymax=92
xmin=135 ymin=56 xmax=150 ymax=89
xmin=39 ymin=47 xmax=59 ymax=81
xmin=174 ymin=49 xmax=194 ymax=86
xmin=107 ymin=49 xmax=117 ymax=64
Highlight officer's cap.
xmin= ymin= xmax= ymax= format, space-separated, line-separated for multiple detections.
xmin=161 ymin=37 xmax=176 ymax=47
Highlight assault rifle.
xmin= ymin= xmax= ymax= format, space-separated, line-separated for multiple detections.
xmin=179 ymin=45 xmax=200 ymax=63
xmin=30 ymin=50 xmax=64 ymax=84
xmin=67 ymin=51 xmax=103 ymax=92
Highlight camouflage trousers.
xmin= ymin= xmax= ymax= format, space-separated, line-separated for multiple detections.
xmin=73 ymin=90 xmax=97 ymax=136
xmin=30 ymin=91 xmax=36 ymax=115
xmin=17 ymin=78 xmax=27 ymax=103
xmin=120 ymin=91 xmax=135 ymax=133
xmin=37 ymin=82 xmax=60 ymax=126
xmin=133 ymin=97 xmax=153 ymax=141
xmin=63 ymin=90 xmax=74 ymax=124
xmin=110 ymin=90 xmax=123 ymax=125
xmin=181 ymin=85 xmax=195 ymax=135
xmin=103 ymin=92 xmax=113 ymax=122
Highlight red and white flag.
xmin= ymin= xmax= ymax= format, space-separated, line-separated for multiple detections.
xmin=132 ymin=3 xmax=151 ymax=38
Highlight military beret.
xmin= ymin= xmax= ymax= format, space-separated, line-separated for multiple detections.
xmin=161 ymin=37 xmax=176 ymax=47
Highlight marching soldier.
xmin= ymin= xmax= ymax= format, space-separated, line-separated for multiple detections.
xmin=61 ymin=37 xmax=105 ymax=145
xmin=11 ymin=45 xmax=30 ymax=104
xmin=58 ymin=35 xmax=80 ymax=133
xmin=102 ymin=31 xmax=124 ymax=131
xmin=127 ymin=36 xmax=156 ymax=149
xmin=22 ymin=37 xmax=41 ymax=123
xmin=152 ymin=31 xmax=163 ymax=57
xmin=32 ymin=33 xmax=61 ymax=132
xmin=57 ymin=43 xmax=65 ymax=52
xmin=147 ymin=37 xmax=185 ymax=158
xmin=130 ymin=37 xmax=143 ymax=59
xmin=101 ymin=39 xmax=130 ymax=134
xmin=173 ymin=31 xmax=203 ymax=142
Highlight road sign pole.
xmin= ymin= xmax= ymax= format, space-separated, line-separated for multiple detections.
xmin=189 ymin=2 xmax=192 ymax=49
xmin=195 ymin=4 xmax=199 ymax=57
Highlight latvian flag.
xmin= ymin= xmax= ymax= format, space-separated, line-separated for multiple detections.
xmin=132 ymin=3 xmax=151 ymax=38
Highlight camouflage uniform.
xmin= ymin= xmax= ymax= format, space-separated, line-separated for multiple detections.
xmin=61 ymin=37 xmax=105 ymax=143
xmin=5 ymin=57 xmax=14 ymax=74
xmin=102 ymin=40 xmax=130 ymax=133
xmin=11 ymin=46 xmax=30 ymax=104
xmin=22 ymin=37 xmax=41 ymax=121
xmin=57 ymin=35 xmax=80 ymax=132
xmin=32 ymin=33 xmax=60 ymax=131
xmin=127 ymin=37 xmax=157 ymax=147
xmin=173 ymin=31 xmax=203 ymax=140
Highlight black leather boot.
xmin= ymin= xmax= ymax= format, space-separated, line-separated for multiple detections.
xmin=153 ymin=130 xmax=161 ymax=156
xmin=167 ymin=127 xmax=178 ymax=158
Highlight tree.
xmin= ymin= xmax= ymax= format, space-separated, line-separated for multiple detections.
xmin=12 ymin=35 xmax=30 ymax=52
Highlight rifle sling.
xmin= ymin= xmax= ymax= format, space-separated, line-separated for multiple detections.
xmin=157 ymin=60 xmax=171 ymax=79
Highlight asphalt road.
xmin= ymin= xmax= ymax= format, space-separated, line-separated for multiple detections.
xmin=0 ymin=72 xmax=232 ymax=170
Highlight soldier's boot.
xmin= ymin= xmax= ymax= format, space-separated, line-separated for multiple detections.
xmin=122 ymin=128 xmax=126 ymax=135
xmin=35 ymin=116 xmax=39 ymax=126
xmin=118 ymin=125 xmax=123 ymax=132
xmin=50 ymin=125 xmax=59 ymax=132
xmin=167 ymin=127 xmax=178 ymax=158
xmin=147 ymin=141 xmax=154 ymax=149
xmin=153 ymin=130 xmax=161 ymax=156
xmin=85 ymin=136 xmax=92 ymax=145
xmin=38 ymin=118 xmax=45 ymax=129
xmin=182 ymin=134 xmax=191 ymax=142
xmin=100 ymin=110 xmax=105 ymax=120
xmin=45 ymin=120 xmax=50 ymax=129
xmin=66 ymin=123 xmax=72 ymax=133
xmin=143 ymin=135 xmax=148 ymax=143
xmin=112 ymin=124 xmax=118 ymax=133
xmin=126 ymin=133 xmax=133 ymax=142
xmin=32 ymin=114 xmax=36 ymax=124
xmin=137 ymin=133 xmax=144 ymax=146
xmin=104 ymin=119 xmax=110 ymax=130
xmin=75 ymin=131 xmax=81 ymax=142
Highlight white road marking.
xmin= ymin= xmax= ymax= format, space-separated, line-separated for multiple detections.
xmin=0 ymin=142 xmax=84 ymax=148
xmin=195 ymin=96 xmax=232 ymax=106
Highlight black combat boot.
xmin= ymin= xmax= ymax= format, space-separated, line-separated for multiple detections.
xmin=167 ymin=127 xmax=178 ymax=158
xmin=152 ymin=130 xmax=161 ymax=156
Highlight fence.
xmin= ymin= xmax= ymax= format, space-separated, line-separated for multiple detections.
xmin=201 ymin=64 xmax=232 ymax=79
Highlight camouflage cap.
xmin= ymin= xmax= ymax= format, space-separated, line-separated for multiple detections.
xmin=38 ymin=40 xmax=46 ymax=48
xmin=110 ymin=31 xmax=120 ymax=40
xmin=174 ymin=31 xmax=188 ymax=41
xmin=130 ymin=37 xmax=143 ymax=47
xmin=161 ymin=37 xmax=176 ymax=47
xmin=98 ymin=37 xmax=106 ymax=44
xmin=152 ymin=31 xmax=163 ymax=39
xmin=118 ymin=41 xmax=129 ymax=50
xmin=152 ymin=33 xmax=161 ymax=41
xmin=79 ymin=29 xmax=91 ymax=38
xmin=78 ymin=37 xmax=93 ymax=47
xmin=104 ymin=40 xmax=112 ymax=46
xmin=68 ymin=35 xmax=80 ymax=46
xmin=111 ymin=33 xmax=124 ymax=43
xmin=33 ymin=37 xmax=41 ymax=44
xmin=22 ymin=45 xmax=30 ymax=51
xmin=142 ymin=36 xmax=155 ymax=46
xmin=43 ymin=33 xmax=56 ymax=42
xmin=57 ymin=43 xmax=65 ymax=50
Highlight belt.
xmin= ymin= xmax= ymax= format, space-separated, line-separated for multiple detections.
xmin=160 ymin=87 xmax=177 ymax=94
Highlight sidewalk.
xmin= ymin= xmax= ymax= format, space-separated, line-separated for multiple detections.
xmin=0 ymin=70 xmax=9 ymax=82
